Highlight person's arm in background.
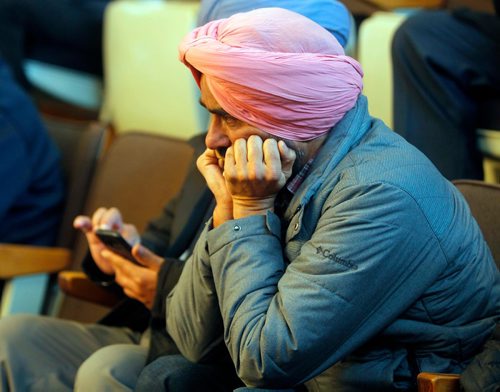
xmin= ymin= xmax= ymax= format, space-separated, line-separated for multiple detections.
xmin=74 ymin=192 xmax=179 ymax=288
xmin=74 ymin=208 xmax=164 ymax=309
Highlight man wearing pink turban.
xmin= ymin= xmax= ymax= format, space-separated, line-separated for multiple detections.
xmin=137 ymin=7 xmax=499 ymax=392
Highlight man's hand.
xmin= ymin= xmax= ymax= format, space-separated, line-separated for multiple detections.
xmin=224 ymin=136 xmax=296 ymax=218
xmin=197 ymin=148 xmax=233 ymax=227
xmin=100 ymin=244 xmax=163 ymax=309
xmin=73 ymin=207 xmax=140 ymax=275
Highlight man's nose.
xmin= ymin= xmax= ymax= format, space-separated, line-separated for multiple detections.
xmin=205 ymin=117 xmax=229 ymax=150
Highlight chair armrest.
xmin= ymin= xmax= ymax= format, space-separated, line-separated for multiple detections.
xmin=58 ymin=271 xmax=121 ymax=307
xmin=417 ymin=372 xmax=460 ymax=392
xmin=0 ymin=243 xmax=71 ymax=278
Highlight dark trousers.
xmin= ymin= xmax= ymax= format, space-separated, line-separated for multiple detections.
xmin=392 ymin=9 xmax=500 ymax=180
xmin=136 ymin=353 xmax=306 ymax=392
xmin=0 ymin=0 xmax=110 ymax=88
xmin=135 ymin=354 xmax=244 ymax=392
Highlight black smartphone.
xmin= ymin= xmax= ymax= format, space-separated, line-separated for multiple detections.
xmin=95 ymin=229 xmax=140 ymax=265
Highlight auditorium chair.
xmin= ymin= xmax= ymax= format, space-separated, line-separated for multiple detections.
xmin=0 ymin=132 xmax=193 ymax=322
xmin=417 ymin=179 xmax=500 ymax=392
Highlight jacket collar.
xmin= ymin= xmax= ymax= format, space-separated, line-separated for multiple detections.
xmin=283 ymin=95 xmax=372 ymax=219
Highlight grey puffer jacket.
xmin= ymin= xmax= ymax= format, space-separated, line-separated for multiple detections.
xmin=166 ymin=96 xmax=500 ymax=391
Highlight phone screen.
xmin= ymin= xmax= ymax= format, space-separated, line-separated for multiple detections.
xmin=95 ymin=229 xmax=139 ymax=265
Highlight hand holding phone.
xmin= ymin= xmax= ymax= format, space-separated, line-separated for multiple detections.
xmin=95 ymin=229 xmax=140 ymax=265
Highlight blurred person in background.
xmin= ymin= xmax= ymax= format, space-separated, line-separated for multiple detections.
xmin=0 ymin=0 xmax=111 ymax=90
xmin=198 ymin=0 xmax=350 ymax=47
xmin=392 ymin=0 xmax=500 ymax=180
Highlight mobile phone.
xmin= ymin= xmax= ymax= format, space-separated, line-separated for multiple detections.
xmin=95 ymin=229 xmax=140 ymax=265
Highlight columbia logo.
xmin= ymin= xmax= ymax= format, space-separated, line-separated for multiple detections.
xmin=316 ymin=246 xmax=358 ymax=270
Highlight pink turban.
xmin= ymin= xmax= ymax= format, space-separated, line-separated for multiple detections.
xmin=179 ymin=7 xmax=363 ymax=141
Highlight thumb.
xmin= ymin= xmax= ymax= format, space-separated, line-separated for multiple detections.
xmin=132 ymin=244 xmax=163 ymax=271
xmin=73 ymin=215 xmax=92 ymax=232
xmin=73 ymin=215 xmax=102 ymax=248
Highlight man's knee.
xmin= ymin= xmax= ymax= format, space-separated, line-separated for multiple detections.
xmin=75 ymin=344 xmax=147 ymax=392
xmin=0 ymin=314 xmax=50 ymax=377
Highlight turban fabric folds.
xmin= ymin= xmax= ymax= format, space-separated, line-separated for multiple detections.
xmin=179 ymin=8 xmax=364 ymax=141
